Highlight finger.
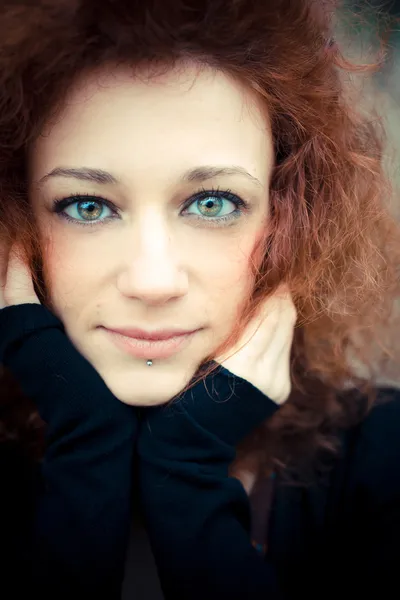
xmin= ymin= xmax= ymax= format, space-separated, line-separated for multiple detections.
xmin=0 ymin=238 xmax=11 ymax=309
xmin=0 ymin=237 xmax=10 ymax=287
xmin=242 ymin=287 xmax=296 ymax=346
xmin=5 ymin=243 xmax=40 ymax=306
xmin=260 ymin=284 xmax=295 ymax=318
xmin=231 ymin=469 xmax=257 ymax=495
xmin=214 ymin=286 xmax=296 ymax=364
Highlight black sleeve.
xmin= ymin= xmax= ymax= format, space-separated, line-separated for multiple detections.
xmin=336 ymin=388 xmax=400 ymax=597
xmin=0 ymin=303 xmax=137 ymax=599
xmin=137 ymin=362 xmax=284 ymax=600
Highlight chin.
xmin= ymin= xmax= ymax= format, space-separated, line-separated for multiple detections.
xmin=117 ymin=396 xmax=174 ymax=407
xmin=103 ymin=365 xmax=197 ymax=407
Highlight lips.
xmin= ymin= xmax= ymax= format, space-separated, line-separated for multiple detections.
xmin=103 ymin=327 xmax=197 ymax=341
xmin=102 ymin=327 xmax=199 ymax=360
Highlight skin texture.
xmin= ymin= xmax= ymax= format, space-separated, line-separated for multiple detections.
xmin=28 ymin=63 xmax=274 ymax=406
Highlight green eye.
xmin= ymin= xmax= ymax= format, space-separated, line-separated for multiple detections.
xmin=52 ymin=187 xmax=249 ymax=227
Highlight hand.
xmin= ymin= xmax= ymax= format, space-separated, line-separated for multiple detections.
xmin=214 ymin=284 xmax=297 ymax=406
xmin=0 ymin=241 xmax=40 ymax=308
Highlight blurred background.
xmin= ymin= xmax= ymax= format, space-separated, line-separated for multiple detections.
xmin=334 ymin=1 xmax=400 ymax=388
xmin=339 ymin=0 xmax=399 ymax=195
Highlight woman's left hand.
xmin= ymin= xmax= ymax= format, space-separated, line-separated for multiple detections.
xmin=214 ymin=283 xmax=297 ymax=406
xmin=0 ymin=241 xmax=40 ymax=308
xmin=214 ymin=284 xmax=297 ymax=494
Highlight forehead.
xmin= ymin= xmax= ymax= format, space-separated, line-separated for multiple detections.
xmin=30 ymin=64 xmax=272 ymax=182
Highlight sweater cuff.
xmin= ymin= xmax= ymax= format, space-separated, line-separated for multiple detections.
xmin=0 ymin=303 xmax=65 ymax=364
xmin=0 ymin=303 xmax=134 ymax=426
xmin=145 ymin=361 xmax=280 ymax=448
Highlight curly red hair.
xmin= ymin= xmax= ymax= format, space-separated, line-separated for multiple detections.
xmin=1 ymin=0 xmax=400 ymax=480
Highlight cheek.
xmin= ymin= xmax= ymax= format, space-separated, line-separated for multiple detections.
xmin=40 ymin=232 xmax=99 ymax=319
xmin=40 ymin=224 xmax=257 ymax=326
xmin=210 ymin=255 xmax=252 ymax=303
xmin=219 ymin=232 xmax=258 ymax=285
xmin=202 ymin=237 xmax=256 ymax=330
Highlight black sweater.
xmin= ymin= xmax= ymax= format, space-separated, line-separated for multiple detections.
xmin=1 ymin=303 xmax=400 ymax=600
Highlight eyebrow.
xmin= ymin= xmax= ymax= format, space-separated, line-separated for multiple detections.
xmin=38 ymin=165 xmax=263 ymax=188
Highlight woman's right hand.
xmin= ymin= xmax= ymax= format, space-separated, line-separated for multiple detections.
xmin=0 ymin=240 xmax=138 ymax=599
xmin=0 ymin=235 xmax=8 ymax=308
xmin=0 ymin=241 xmax=40 ymax=309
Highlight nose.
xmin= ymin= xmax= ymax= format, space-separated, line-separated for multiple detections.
xmin=116 ymin=219 xmax=188 ymax=305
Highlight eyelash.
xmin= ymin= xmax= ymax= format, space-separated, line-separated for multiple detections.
xmin=51 ymin=186 xmax=250 ymax=228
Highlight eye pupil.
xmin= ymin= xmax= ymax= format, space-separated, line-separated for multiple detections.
xmin=78 ymin=200 xmax=102 ymax=220
xmin=199 ymin=196 xmax=222 ymax=216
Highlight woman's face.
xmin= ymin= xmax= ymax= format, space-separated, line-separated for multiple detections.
xmin=28 ymin=63 xmax=273 ymax=406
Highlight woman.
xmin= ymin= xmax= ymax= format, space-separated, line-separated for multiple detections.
xmin=1 ymin=0 xmax=400 ymax=598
